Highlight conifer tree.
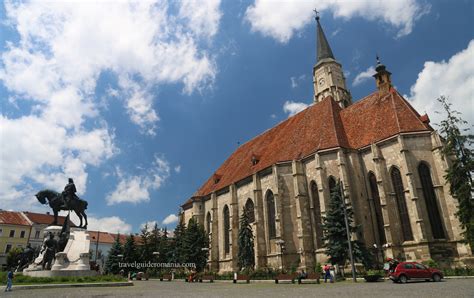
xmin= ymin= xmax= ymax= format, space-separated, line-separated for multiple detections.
xmin=321 ymin=181 xmax=372 ymax=271
xmin=139 ymin=223 xmax=153 ymax=263
xmin=183 ymin=218 xmax=209 ymax=272
xmin=150 ymin=222 xmax=161 ymax=257
xmin=105 ymin=233 xmax=123 ymax=274
xmin=437 ymin=96 xmax=474 ymax=252
xmin=171 ymin=221 xmax=187 ymax=263
xmin=158 ymin=227 xmax=170 ymax=263
xmin=237 ymin=207 xmax=255 ymax=271
xmin=123 ymin=234 xmax=137 ymax=273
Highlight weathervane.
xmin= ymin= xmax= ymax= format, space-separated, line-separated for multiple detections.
xmin=313 ymin=8 xmax=320 ymax=21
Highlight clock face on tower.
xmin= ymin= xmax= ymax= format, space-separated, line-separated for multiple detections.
xmin=319 ymin=78 xmax=325 ymax=86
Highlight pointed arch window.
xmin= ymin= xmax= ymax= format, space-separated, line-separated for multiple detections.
xmin=266 ymin=191 xmax=277 ymax=239
xmin=328 ymin=176 xmax=337 ymax=198
xmin=368 ymin=172 xmax=386 ymax=244
xmin=206 ymin=212 xmax=212 ymax=234
xmin=223 ymin=205 xmax=230 ymax=254
xmin=418 ymin=163 xmax=445 ymax=239
xmin=390 ymin=167 xmax=414 ymax=241
xmin=310 ymin=181 xmax=323 ymax=248
xmin=245 ymin=199 xmax=255 ymax=223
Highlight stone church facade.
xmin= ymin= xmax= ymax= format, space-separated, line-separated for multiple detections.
xmin=180 ymin=16 xmax=472 ymax=273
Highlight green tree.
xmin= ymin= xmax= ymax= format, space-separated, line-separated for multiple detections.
xmin=149 ymin=222 xmax=161 ymax=257
xmin=183 ymin=218 xmax=209 ymax=272
xmin=139 ymin=223 xmax=153 ymax=263
xmin=237 ymin=207 xmax=255 ymax=271
xmin=158 ymin=227 xmax=170 ymax=264
xmin=123 ymin=234 xmax=137 ymax=273
xmin=171 ymin=221 xmax=186 ymax=263
xmin=437 ymin=96 xmax=474 ymax=252
xmin=321 ymin=181 xmax=372 ymax=272
xmin=6 ymin=247 xmax=22 ymax=270
xmin=105 ymin=234 xmax=123 ymax=274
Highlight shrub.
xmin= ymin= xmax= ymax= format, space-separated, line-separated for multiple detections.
xmin=422 ymin=259 xmax=439 ymax=268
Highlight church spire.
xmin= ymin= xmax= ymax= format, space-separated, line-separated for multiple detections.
xmin=315 ymin=10 xmax=335 ymax=63
xmin=312 ymin=10 xmax=352 ymax=108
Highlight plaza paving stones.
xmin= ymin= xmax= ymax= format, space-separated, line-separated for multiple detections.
xmin=2 ymin=278 xmax=473 ymax=297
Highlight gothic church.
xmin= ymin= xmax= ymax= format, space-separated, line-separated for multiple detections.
xmin=180 ymin=15 xmax=472 ymax=272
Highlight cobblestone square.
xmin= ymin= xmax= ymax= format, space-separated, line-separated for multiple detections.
xmin=3 ymin=279 xmax=473 ymax=298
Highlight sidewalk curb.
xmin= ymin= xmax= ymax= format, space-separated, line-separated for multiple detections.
xmin=149 ymin=276 xmax=474 ymax=283
xmin=10 ymin=281 xmax=133 ymax=290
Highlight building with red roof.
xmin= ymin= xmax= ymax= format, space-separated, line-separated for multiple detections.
xmin=0 ymin=210 xmax=32 ymax=268
xmin=180 ymin=16 xmax=471 ymax=273
xmin=22 ymin=211 xmax=76 ymax=249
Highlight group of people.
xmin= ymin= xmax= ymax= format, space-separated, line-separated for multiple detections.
xmin=297 ymin=264 xmax=334 ymax=284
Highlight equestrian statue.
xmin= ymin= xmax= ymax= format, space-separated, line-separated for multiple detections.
xmin=35 ymin=178 xmax=89 ymax=228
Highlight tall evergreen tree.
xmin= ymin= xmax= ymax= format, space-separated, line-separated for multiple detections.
xmin=123 ymin=234 xmax=137 ymax=273
xmin=139 ymin=223 xmax=153 ymax=263
xmin=158 ymin=227 xmax=170 ymax=263
xmin=150 ymin=222 xmax=161 ymax=256
xmin=437 ymin=96 xmax=474 ymax=252
xmin=321 ymin=181 xmax=372 ymax=271
xmin=171 ymin=221 xmax=186 ymax=263
xmin=183 ymin=218 xmax=209 ymax=272
xmin=105 ymin=233 xmax=123 ymax=274
xmin=237 ymin=207 xmax=255 ymax=271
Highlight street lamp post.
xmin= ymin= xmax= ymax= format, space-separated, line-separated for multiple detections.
xmin=340 ymin=181 xmax=357 ymax=282
xmin=276 ymin=239 xmax=285 ymax=270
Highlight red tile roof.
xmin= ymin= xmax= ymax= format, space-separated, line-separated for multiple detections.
xmin=183 ymin=88 xmax=431 ymax=207
xmin=0 ymin=211 xmax=31 ymax=226
xmin=23 ymin=211 xmax=77 ymax=227
xmin=88 ymin=231 xmax=130 ymax=245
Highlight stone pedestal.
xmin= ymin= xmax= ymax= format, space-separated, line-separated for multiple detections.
xmin=24 ymin=227 xmax=96 ymax=277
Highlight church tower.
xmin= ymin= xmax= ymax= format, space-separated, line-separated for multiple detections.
xmin=312 ymin=13 xmax=352 ymax=108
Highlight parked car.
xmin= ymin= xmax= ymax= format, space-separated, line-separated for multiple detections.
xmin=389 ymin=262 xmax=443 ymax=283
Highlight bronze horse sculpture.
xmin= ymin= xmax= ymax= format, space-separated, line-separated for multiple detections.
xmin=35 ymin=189 xmax=88 ymax=229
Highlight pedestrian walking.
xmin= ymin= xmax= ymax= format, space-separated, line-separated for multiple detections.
xmin=323 ymin=264 xmax=333 ymax=283
xmin=4 ymin=270 xmax=13 ymax=292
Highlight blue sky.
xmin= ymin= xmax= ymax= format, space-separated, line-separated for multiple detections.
xmin=1 ymin=0 xmax=473 ymax=234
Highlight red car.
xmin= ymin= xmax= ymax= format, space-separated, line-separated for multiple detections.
xmin=389 ymin=262 xmax=443 ymax=283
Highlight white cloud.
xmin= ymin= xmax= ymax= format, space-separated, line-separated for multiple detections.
xmin=86 ymin=216 xmax=133 ymax=234
xmin=178 ymin=0 xmax=222 ymax=39
xmin=106 ymin=156 xmax=171 ymax=205
xmin=283 ymin=100 xmax=309 ymax=116
xmin=352 ymin=66 xmax=376 ymax=86
xmin=408 ymin=40 xmax=474 ymax=134
xmin=245 ymin=0 xmax=430 ymax=43
xmin=174 ymin=165 xmax=181 ymax=173
xmin=140 ymin=221 xmax=158 ymax=232
xmin=162 ymin=214 xmax=179 ymax=225
xmin=290 ymin=74 xmax=306 ymax=88
xmin=0 ymin=1 xmax=222 ymax=206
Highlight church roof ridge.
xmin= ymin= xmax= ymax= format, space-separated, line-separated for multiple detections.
xmin=181 ymin=88 xmax=431 ymax=206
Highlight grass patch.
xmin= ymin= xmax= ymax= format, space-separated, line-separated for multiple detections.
xmin=0 ymin=271 xmax=126 ymax=284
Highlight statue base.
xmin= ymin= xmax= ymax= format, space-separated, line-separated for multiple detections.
xmin=22 ymin=270 xmax=97 ymax=278
xmin=24 ymin=226 xmax=96 ymax=277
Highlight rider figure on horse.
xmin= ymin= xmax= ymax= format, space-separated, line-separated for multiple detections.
xmin=63 ymin=178 xmax=77 ymax=209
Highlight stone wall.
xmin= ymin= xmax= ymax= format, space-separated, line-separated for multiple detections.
xmin=181 ymin=131 xmax=472 ymax=272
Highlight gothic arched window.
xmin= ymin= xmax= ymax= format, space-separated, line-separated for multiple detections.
xmin=266 ymin=190 xmax=277 ymax=239
xmin=245 ymin=199 xmax=255 ymax=223
xmin=418 ymin=163 xmax=445 ymax=239
xmin=368 ymin=172 xmax=386 ymax=244
xmin=328 ymin=176 xmax=337 ymax=199
xmin=390 ymin=167 xmax=414 ymax=241
xmin=206 ymin=212 xmax=212 ymax=234
xmin=310 ymin=181 xmax=323 ymax=248
xmin=223 ymin=205 xmax=230 ymax=254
